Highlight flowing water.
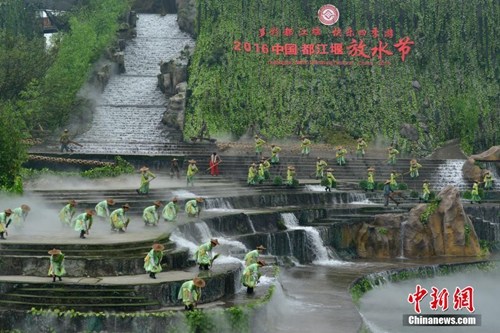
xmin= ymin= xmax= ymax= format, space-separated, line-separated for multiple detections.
xmin=73 ymin=14 xmax=194 ymax=154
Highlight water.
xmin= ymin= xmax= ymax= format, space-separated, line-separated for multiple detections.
xmin=432 ymin=160 xmax=468 ymax=189
xmin=281 ymin=213 xmax=347 ymax=266
xmin=171 ymin=189 xmax=198 ymax=199
xmin=358 ymin=267 xmax=500 ymax=332
xmin=398 ymin=221 xmax=408 ymax=259
xmin=73 ymin=14 xmax=194 ymax=154
xmin=204 ymin=198 xmax=234 ymax=212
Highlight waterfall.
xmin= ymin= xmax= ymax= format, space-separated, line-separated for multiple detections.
xmin=281 ymin=213 xmax=346 ymax=265
xmin=73 ymin=14 xmax=195 ymax=154
xmin=432 ymin=160 xmax=467 ymax=189
xmin=204 ymin=198 xmax=234 ymax=211
xmin=397 ymin=221 xmax=408 ymax=259
xmin=349 ymin=192 xmax=377 ymax=205
xmin=246 ymin=215 xmax=257 ymax=233
xmin=171 ymin=190 xmax=198 ymax=199
xmin=173 ymin=220 xmax=247 ymax=257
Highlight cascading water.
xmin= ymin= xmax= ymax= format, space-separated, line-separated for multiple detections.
xmin=73 ymin=14 xmax=194 ymax=154
xmin=398 ymin=221 xmax=408 ymax=259
xmin=432 ymin=160 xmax=468 ymax=189
xmin=204 ymin=198 xmax=234 ymax=211
xmin=281 ymin=213 xmax=346 ymax=265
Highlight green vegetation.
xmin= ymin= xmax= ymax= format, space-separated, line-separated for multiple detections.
xmin=273 ymin=176 xmax=283 ymax=186
xmin=80 ymin=156 xmax=135 ymax=178
xmin=0 ymin=0 xmax=130 ymax=191
xmin=419 ymin=197 xmax=441 ymax=225
xmin=187 ymin=0 xmax=498 ymax=154
xmin=376 ymin=227 xmax=388 ymax=235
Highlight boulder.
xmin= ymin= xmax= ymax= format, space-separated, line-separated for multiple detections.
xmin=462 ymin=158 xmax=484 ymax=182
xmin=356 ymin=214 xmax=406 ymax=258
xmin=176 ymin=0 xmax=197 ymax=37
xmin=470 ymin=146 xmax=500 ymax=161
xmin=399 ymin=123 xmax=419 ymax=141
xmin=405 ymin=186 xmax=480 ymax=257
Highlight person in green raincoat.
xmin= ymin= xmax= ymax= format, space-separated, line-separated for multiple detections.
xmin=95 ymin=199 xmax=115 ymax=219
xmin=74 ymin=209 xmax=94 ymax=239
xmin=286 ymin=166 xmax=297 ymax=187
xmin=325 ymin=168 xmax=336 ymax=192
xmin=143 ymin=201 xmax=163 ymax=226
xmin=300 ymin=136 xmax=311 ymax=156
xmin=244 ymin=245 xmax=266 ymax=266
xmin=48 ymin=248 xmax=66 ymax=282
xmin=137 ymin=166 xmax=156 ymax=195
xmin=420 ymin=180 xmax=431 ymax=202
xmin=162 ymin=197 xmax=180 ymax=222
xmin=185 ymin=197 xmax=203 ymax=218
xmin=366 ymin=167 xmax=375 ymax=192
xmin=387 ymin=146 xmax=399 ymax=165
xmin=186 ymin=160 xmax=199 ymax=186
xmin=59 ymin=200 xmax=77 ymax=227
xmin=336 ymin=146 xmax=347 ymax=166
xmin=483 ymin=171 xmax=493 ymax=190
xmin=0 ymin=209 xmax=12 ymax=240
xmin=144 ymin=243 xmax=164 ymax=279
xmin=178 ymin=277 xmax=206 ymax=311
xmin=316 ymin=157 xmax=328 ymax=179
xmin=242 ymin=260 xmax=266 ymax=294
xmin=470 ymin=181 xmax=481 ymax=204
xmin=356 ymin=138 xmax=367 ymax=158
xmin=270 ymin=144 xmax=281 ymax=164
xmin=110 ymin=204 xmax=130 ymax=232
xmin=389 ymin=171 xmax=399 ymax=190
xmin=409 ymin=159 xmax=422 ymax=178
xmin=247 ymin=163 xmax=258 ymax=185
xmin=195 ymin=238 xmax=219 ymax=270
xmin=10 ymin=204 xmax=31 ymax=229
xmin=254 ymin=135 xmax=266 ymax=157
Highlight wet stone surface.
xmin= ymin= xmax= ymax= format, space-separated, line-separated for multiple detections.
xmin=73 ymin=14 xmax=194 ymax=154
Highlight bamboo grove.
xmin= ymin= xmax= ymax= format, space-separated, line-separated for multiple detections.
xmin=185 ymin=0 xmax=499 ymax=153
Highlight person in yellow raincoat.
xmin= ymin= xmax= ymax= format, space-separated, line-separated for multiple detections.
xmin=195 ymin=238 xmax=219 ymax=270
xmin=325 ymin=168 xmax=336 ymax=192
xmin=74 ymin=209 xmax=94 ymax=239
xmin=162 ymin=197 xmax=180 ymax=222
xmin=254 ymin=135 xmax=266 ymax=157
xmin=390 ymin=171 xmax=399 ymax=190
xmin=59 ymin=200 xmax=77 ymax=227
xmin=336 ymin=146 xmax=347 ymax=166
xmin=144 ymin=243 xmax=164 ymax=279
xmin=242 ymin=260 xmax=265 ymax=294
xmin=470 ymin=181 xmax=481 ymax=204
xmin=137 ymin=166 xmax=156 ymax=194
xmin=95 ymin=199 xmax=115 ymax=219
xmin=185 ymin=197 xmax=203 ymax=218
xmin=0 ymin=209 xmax=12 ymax=240
xmin=110 ymin=204 xmax=130 ymax=232
xmin=300 ymin=136 xmax=311 ymax=156
xmin=366 ymin=167 xmax=375 ymax=192
xmin=286 ymin=166 xmax=297 ymax=187
xmin=420 ymin=180 xmax=431 ymax=202
xmin=48 ymin=248 xmax=66 ymax=282
xmin=270 ymin=144 xmax=281 ymax=164
xmin=387 ymin=146 xmax=399 ymax=165
xmin=409 ymin=159 xmax=422 ymax=178
xmin=244 ymin=245 xmax=266 ymax=266
xmin=186 ymin=160 xmax=199 ymax=186
xmin=10 ymin=204 xmax=31 ymax=229
xmin=247 ymin=163 xmax=258 ymax=185
xmin=316 ymin=157 xmax=327 ymax=179
xmin=178 ymin=277 xmax=206 ymax=311
xmin=356 ymin=138 xmax=367 ymax=158
xmin=483 ymin=171 xmax=493 ymax=190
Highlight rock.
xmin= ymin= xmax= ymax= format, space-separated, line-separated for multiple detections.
xmin=462 ymin=158 xmax=483 ymax=182
xmin=176 ymin=82 xmax=187 ymax=94
xmin=158 ymin=60 xmax=187 ymax=95
xmin=176 ymin=0 xmax=197 ymax=37
xmin=470 ymin=146 xmax=500 ymax=161
xmin=399 ymin=123 xmax=419 ymax=141
xmin=412 ymin=80 xmax=421 ymax=90
xmin=113 ymin=52 xmax=125 ymax=73
xmin=405 ymin=186 xmax=481 ymax=257
xmin=355 ymin=214 xmax=406 ymax=258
